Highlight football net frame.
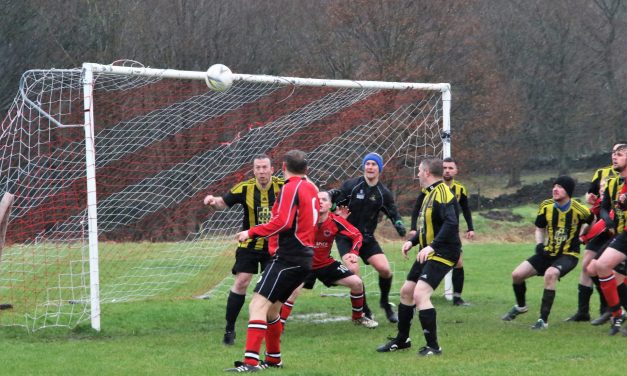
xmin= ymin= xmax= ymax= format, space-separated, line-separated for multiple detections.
xmin=0 ymin=61 xmax=451 ymax=331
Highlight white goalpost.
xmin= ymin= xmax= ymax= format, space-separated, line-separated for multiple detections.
xmin=0 ymin=61 xmax=451 ymax=331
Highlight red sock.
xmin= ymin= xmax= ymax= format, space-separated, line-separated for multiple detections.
xmin=244 ymin=320 xmax=267 ymax=366
xmin=350 ymin=290 xmax=365 ymax=320
xmin=599 ymin=274 xmax=622 ymax=317
xmin=280 ymin=300 xmax=294 ymax=331
xmin=264 ymin=316 xmax=282 ymax=365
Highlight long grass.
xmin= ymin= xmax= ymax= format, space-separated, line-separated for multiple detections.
xmin=0 ymin=239 xmax=622 ymax=376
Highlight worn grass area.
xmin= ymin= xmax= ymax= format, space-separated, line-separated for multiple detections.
xmin=0 ymin=240 xmax=620 ymax=376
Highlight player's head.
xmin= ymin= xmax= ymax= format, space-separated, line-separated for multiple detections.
xmin=253 ymin=154 xmax=273 ymax=186
xmin=553 ymin=175 xmax=575 ymax=200
xmin=362 ymin=152 xmax=383 ymax=182
xmin=442 ymin=157 xmax=458 ymax=182
xmin=318 ymin=191 xmax=332 ymax=214
xmin=612 ymin=143 xmax=627 ymax=172
xmin=418 ymin=157 xmax=443 ymax=188
xmin=283 ymin=150 xmax=308 ymax=175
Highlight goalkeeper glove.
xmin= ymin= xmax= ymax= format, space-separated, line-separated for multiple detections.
xmin=394 ymin=220 xmax=406 ymax=237
xmin=535 ymin=243 xmax=545 ymax=255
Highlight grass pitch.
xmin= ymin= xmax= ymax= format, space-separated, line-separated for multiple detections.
xmin=0 ymin=241 xmax=623 ymax=376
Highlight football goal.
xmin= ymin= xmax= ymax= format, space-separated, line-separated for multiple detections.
xmin=0 ymin=61 xmax=450 ymax=331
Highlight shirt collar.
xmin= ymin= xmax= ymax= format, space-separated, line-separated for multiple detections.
xmin=554 ymin=199 xmax=571 ymax=212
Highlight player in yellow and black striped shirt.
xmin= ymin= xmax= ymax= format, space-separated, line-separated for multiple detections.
xmin=442 ymin=157 xmax=475 ymax=306
xmin=502 ymin=176 xmax=592 ymax=329
xmin=203 ymin=155 xmax=284 ymax=346
xmin=595 ymin=143 xmax=627 ymax=334
xmin=377 ymin=157 xmax=461 ymax=356
xmin=566 ymin=141 xmax=626 ymax=324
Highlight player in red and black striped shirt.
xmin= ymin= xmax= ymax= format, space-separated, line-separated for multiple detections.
xmin=280 ymin=191 xmax=378 ymax=330
xmin=226 ymin=150 xmax=319 ymax=372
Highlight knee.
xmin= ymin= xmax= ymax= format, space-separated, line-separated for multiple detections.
xmin=585 ymin=261 xmax=597 ymax=276
xmin=594 ymin=260 xmax=611 ymax=276
xmin=374 ymin=264 xmax=392 ymax=279
xmin=348 ymin=277 xmax=363 ymax=292
xmin=399 ymin=284 xmax=414 ymax=301
xmin=413 ymin=288 xmax=431 ymax=307
xmin=233 ymin=275 xmax=253 ymax=292
xmin=379 ymin=269 xmax=393 ymax=279
xmin=511 ymin=271 xmax=523 ymax=284
xmin=544 ymin=270 xmax=559 ymax=284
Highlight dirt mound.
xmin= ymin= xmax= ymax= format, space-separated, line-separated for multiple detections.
xmin=479 ymin=210 xmax=523 ymax=222
xmin=469 ymin=179 xmax=588 ymax=210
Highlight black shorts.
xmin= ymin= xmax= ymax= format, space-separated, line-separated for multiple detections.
xmin=587 ymin=232 xmax=613 ymax=254
xmin=614 ymin=261 xmax=627 ymax=275
xmin=231 ymin=247 xmax=272 ymax=275
xmin=607 ymin=232 xmax=627 ymax=255
xmin=336 ymin=236 xmax=383 ymax=264
xmin=527 ymin=254 xmax=578 ymax=277
xmin=302 ymin=261 xmax=354 ymax=289
xmin=253 ymin=258 xmax=308 ymax=303
xmin=406 ymin=259 xmax=453 ymax=290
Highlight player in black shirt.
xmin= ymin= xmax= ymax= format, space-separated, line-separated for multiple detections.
xmin=377 ymin=157 xmax=461 ymax=356
xmin=330 ymin=152 xmax=406 ymax=323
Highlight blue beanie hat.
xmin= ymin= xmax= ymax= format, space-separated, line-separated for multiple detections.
xmin=362 ymin=152 xmax=384 ymax=173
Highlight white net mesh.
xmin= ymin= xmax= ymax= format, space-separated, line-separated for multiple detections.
xmin=0 ymin=64 xmax=446 ymax=331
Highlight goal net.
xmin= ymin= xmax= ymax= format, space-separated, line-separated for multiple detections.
xmin=0 ymin=61 xmax=450 ymax=331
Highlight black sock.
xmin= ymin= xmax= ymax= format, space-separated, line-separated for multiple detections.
xmin=618 ymin=283 xmax=627 ymax=311
xmin=577 ymin=284 xmax=593 ymax=315
xmin=418 ymin=308 xmax=438 ymax=349
xmin=396 ymin=303 xmax=415 ymax=342
xmin=591 ymin=276 xmax=607 ymax=314
xmin=540 ymin=289 xmax=556 ymax=322
xmin=513 ymin=282 xmax=526 ymax=308
xmin=452 ymin=267 xmax=464 ymax=295
xmin=379 ymin=276 xmax=392 ymax=307
xmin=362 ymin=283 xmax=372 ymax=317
xmin=225 ymin=291 xmax=246 ymax=332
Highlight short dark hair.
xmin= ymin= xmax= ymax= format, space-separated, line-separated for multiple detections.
xmin=421 ymin=157 xmax=443 ymax=177
xmin=442 ymin=157 xmax=457 ymax=164
xmin=253 ymin=154 xmax=271 ymax=163
xmin=284 ymin=150 xmax=308 ymax=174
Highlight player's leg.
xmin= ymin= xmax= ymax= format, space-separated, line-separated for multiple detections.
xmin=337 ymin=236 xmax=372 ymax=319
xmin=228 ymin=260 xmax=305 ymax=370
xmin=366 ymin=245 xmax=397 ymax=323
xmin=224 ymin=247 xmax=258 ymax=345
xmin=263 ymin=301 xmax=286 ymax=368
xmin=534 ymin=255 xmax=577 ymax=329
xmin=335 ymin=273 xmax=378 ymax=327
xmin=502 ymin=256 xmax=540 ymax=321
xmin=414 ymin=260 xmax=453 ymax=356
xmin=260 ymin=265 xmax=306 ymax=368
xmin=280 ymin=283 xmax=304 ymax=331
xmin=376 ymin=262 xmax=421 ymax=353
xmin=452 ymin=252 xmax=469 ymax=306
xmin=596 ymin=234 xmax=627 ymax=334
xmin=566 ymin=249 xmax=596 ymax=321
xmin=585 ymin=236 xmax=612 ymax=324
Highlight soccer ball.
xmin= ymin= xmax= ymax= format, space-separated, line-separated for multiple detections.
xmin=205 ymin=64 xmax=233 ymax=92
